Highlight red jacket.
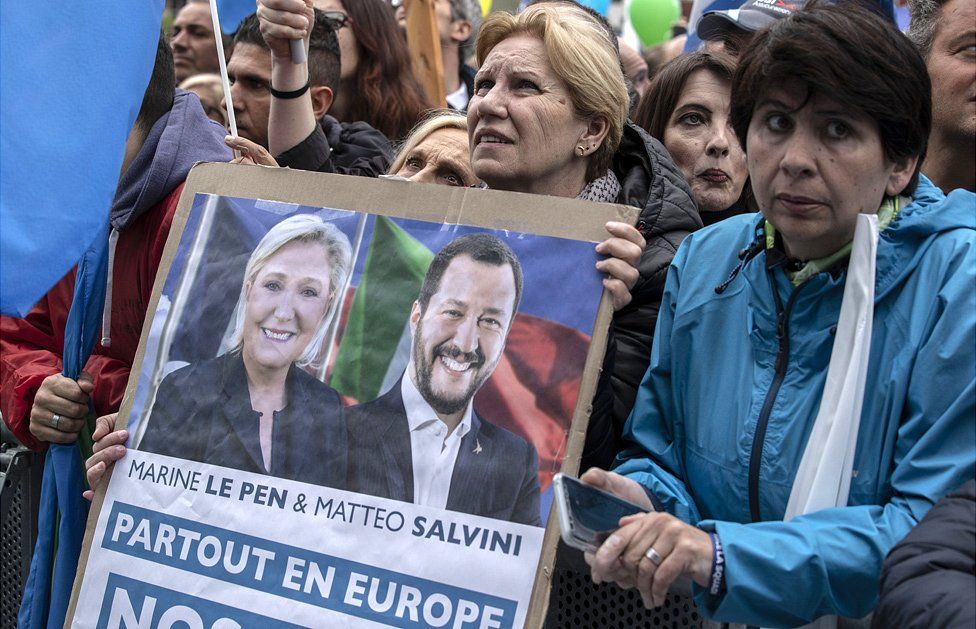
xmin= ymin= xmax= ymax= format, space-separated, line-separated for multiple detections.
xmin=0 ymin=185 xmax=182 ymax=450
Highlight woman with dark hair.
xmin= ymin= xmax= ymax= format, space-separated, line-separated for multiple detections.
xmin=584 ymin=5 xmax=974 ymax=626
xmin=315 ymin=0 xmax=431 ymax=141
xmin=634 ymin=51 xmax=749 ymax=226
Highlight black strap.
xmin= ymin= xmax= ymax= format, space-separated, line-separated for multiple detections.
xmin=270 ymin=79 xmax=310 ymax=100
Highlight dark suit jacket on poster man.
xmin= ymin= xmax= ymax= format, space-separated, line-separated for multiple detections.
xmin=346 ymin=379 xmax=541 ymax=526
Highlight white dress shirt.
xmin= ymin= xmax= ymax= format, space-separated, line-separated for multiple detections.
xmin=445 ymin=82 xmax=469 ymax=111
xmin=401 ymin=375 xmax=472 ymax=509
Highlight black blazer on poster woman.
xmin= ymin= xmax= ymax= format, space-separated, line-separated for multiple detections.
xmin=138 ymin=352 xmax=347 ymax=489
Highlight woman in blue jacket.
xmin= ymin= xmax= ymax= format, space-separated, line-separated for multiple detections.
xmin=584 ymin=6 xmax=976 ymax=627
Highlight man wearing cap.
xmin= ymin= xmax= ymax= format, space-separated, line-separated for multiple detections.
xmin=696 ymin=0 xmax=807 ymax=55
xmin=696 ymin=0 xmax=896 ymax=54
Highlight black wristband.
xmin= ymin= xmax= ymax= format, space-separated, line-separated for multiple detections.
xmin=708 ymin=532 xmax=726 ymax=596
xmin=270 ymin=79 xmax=310 ymax=100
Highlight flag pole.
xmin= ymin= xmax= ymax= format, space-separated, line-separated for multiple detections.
xmin=208 ymin=0 xmax=239 ymax=158
xmin=317 ymin=212 xmax=369 ymax=382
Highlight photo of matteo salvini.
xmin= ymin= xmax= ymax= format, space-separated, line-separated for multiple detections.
xmin=346 ymin=233 xmax=541 ymax=525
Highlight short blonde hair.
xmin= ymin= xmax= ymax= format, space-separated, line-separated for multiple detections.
xmin=178 ymin=73 xmax=222 ymax=91
xmin=178 ymin=73 xmax=228 ymax=126
xmin=388 ymin=109 xmax=469 ymax=175
xmin=228 ymin=214 xmax=352 ymax=369
xmin=476 ymin=3 xmax=628 ymax=179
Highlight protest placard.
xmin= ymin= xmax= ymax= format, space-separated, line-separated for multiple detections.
xmin=69 ymin=163 xmax=638 ymax=628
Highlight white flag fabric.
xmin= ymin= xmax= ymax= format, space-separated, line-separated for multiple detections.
xmin=785 ymin=213 xmax=879 ymax=520
xmin=782 ymin=213 xmax=880 ymax=629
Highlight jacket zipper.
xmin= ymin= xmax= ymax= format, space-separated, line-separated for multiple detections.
xmin=748 ymin=268 xmax=812 ymax=522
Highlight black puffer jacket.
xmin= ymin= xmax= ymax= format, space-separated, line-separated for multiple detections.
xmin=276 ymin=114 xmax=393 ymax=177
xmin=582 ymin=121 xmax=701 ymax=472
xmin=872 ymin=479 xmax=976 ymax=629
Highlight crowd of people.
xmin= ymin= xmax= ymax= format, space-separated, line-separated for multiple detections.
xmin=1 ymin=0 xmax=974 ymax=626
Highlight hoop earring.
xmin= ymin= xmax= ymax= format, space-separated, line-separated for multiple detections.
xmin=577 ymin=145 xmax=586 ymax=157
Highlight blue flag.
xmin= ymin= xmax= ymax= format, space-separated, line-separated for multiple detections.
xmin=0 ymin=2 xmax=164 ymax=318
xmin=1 ymin=2 xmax=162 ymax=626
xmin=216 ymin=0 xmax=258 ymax=34
xmin=18 ymin=231 xmax=109 ymax=628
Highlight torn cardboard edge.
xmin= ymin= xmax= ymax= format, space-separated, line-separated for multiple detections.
xmin=68 ymin=162 xmax=640 ymax=628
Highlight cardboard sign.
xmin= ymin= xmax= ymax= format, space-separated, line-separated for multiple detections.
xmin=69 ymin=163 xmax=638 ymax=628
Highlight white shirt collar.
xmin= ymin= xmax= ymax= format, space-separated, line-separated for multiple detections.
xmin=445 ymin=82 xmax=470 ymax=111
xmin=401 ymin=371 xmax=473 ymax=439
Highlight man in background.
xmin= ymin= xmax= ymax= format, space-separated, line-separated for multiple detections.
xmin=908 ymin=0 xmax=975 ymax=192
xmin=230 ymin=11 xmax=392 ymax=175
xmin=172 ymin=0 xmax=232 ymax=82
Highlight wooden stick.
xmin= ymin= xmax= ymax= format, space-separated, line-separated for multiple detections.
xmin=404 ymin=0 xmax=447 ymax=108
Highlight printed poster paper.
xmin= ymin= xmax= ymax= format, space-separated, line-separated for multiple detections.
xmin=73 ymin=191 xmax=608 ymax=628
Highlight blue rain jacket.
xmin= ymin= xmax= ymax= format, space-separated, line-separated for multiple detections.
xmin=615 ymin=176 xmax=976 ymax=627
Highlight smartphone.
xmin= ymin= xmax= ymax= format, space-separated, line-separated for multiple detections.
xmin=553 ymin=472 xmax=649 ymax=553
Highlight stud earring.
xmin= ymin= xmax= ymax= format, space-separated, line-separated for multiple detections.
xmin=577 ymin=145 xmax=586 ymax=156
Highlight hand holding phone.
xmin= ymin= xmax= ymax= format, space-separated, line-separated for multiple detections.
xmin=553 ymin=472 xmax=649 ymax=553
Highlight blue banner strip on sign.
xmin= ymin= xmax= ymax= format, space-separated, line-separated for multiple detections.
xmin=96 ymin=573 xmax=305 ymax=629
xmin=100 ymin=502 xmax=517 ymax=628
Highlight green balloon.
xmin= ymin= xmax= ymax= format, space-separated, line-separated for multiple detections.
xmin=630 ymin=0 xmax=681 ymax=47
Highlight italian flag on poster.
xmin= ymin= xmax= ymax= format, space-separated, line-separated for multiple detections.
xmin=330 ymin=215 xmax=434 ymax=403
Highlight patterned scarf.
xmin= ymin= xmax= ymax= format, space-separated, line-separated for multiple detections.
xmin=576 ymin=170 xmax=621 ymax=203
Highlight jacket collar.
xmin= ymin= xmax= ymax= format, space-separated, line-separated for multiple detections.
xmin=446 ymin=414 xmax=489 ymax=514
xmin=219 ymin=353 xmax=309 ymax=474
xmin=372 ymin=376 xmax=486 ymax=507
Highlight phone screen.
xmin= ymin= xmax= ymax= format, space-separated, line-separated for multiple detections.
xmin=561 ymin=475 xmax=646 ymax=542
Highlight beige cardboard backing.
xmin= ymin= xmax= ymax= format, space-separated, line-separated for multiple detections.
xmin=68 ymin=162 xmax=639 ymax=627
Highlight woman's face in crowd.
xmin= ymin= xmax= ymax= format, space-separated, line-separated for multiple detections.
xmin=747 ymin=87 xmax=916 ymax=260
xmin=313 ymin=0 xmax=359 ymax=80
xmin=468 ymin=34 xmax=591 ymax=194
xmin=243 ymin=240 xmax=333 ymax=375
xmin=394 ymin=127 xmax=479 ymax=187
xmin=663 ymin=69 xmax=747 ymax=214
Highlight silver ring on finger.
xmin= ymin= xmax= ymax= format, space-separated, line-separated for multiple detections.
xmin=645 ymin=547 xmax=663 ymax=566
xmin=51 ymin=413 xmax=62 ymax=430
